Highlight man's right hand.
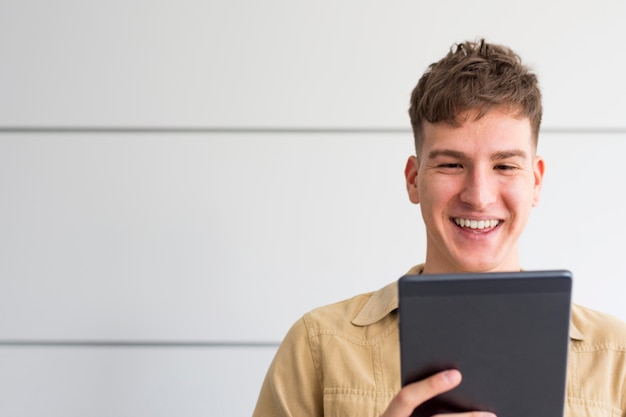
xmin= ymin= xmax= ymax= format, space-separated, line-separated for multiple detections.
xmin=380 ymin=370 xmax=497 ymax=417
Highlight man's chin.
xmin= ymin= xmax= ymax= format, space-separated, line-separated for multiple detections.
xmin=452 ymin=256 xmax=509 ymax=273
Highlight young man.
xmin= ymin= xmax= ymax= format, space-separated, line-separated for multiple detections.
xmin=253 ymin=40 xmax=626 ymax=417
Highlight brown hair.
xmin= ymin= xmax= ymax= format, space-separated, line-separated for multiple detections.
xmin=408 ymin=39 xmax=542 ymax=156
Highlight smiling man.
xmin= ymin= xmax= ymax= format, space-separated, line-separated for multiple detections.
xmin=253 ymin=40 xmax=626 ymax=417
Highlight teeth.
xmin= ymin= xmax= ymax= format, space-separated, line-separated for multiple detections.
xmin=454 ymin=218 xmax=500 ymax=229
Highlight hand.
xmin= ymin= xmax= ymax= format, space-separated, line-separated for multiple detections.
xmin=380 ymin=370 xmax=496 ymax=417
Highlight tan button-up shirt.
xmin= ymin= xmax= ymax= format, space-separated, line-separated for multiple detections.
xmin=253 ymin=266 xmax=626 ymax=416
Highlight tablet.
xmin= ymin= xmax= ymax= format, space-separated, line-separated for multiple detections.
xmin=398 ymin=270 xmax=572 ymax=417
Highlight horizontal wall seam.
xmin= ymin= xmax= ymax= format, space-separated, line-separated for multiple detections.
xmin=4 ymin=127 xmax=407 ymax=134
xmin=1 ymin=127 xmax=626 ymax=134
xmin=0 ymin=340 xmax=280 ymax=348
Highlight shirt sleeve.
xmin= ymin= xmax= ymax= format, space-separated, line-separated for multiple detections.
xmin=252 ymin=316 xmax=323 ymax=417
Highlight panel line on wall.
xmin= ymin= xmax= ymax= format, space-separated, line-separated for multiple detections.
xmin=0 ymin=340 xmax=280 ymax=348
xmin=1 ymin=127 xmax=626 ymax=134
xmin=0 ymin=126 xmax=409 ymax=134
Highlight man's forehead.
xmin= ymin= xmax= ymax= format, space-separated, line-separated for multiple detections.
xmin=421 ymin=113 xmax=535 ymax=153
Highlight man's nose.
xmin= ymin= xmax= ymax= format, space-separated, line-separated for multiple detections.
xmin=459 ymin=168 xmax=497 ymax=209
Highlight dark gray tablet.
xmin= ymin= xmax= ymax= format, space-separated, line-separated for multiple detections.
xmin=398 ymin=270 xmax=572 ymax=417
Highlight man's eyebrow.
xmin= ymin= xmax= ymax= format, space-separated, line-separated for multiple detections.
xmin=426 ymin=149 xmax=529 ymax=160
xmin=491 ymin=150 xmax=528 ymax=160
xmin=426 ymin=149 xmax=466 ymax=159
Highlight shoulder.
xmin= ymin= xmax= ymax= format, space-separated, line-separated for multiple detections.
xmin=567 ymin=304 xmax=626 ymax=412
xmin=302 ymin=291 xmax=376 ymax=333
xmin=271 ymin=290 xmax=380 ymax=363
xmin=571 ymin=303 xmax=626 ymax=349
xmin=299 ymin=280 xmax=399 ymax=340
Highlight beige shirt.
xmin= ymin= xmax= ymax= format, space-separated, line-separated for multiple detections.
xmin=253 ymin=266 xmax=626 ymax=417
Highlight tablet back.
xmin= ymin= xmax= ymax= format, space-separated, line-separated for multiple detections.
xmin=398 ymin=270 xmax=572 ymax=417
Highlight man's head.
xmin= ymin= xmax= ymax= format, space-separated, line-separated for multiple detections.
xmin=405 ymin=40 xmax=545 ymax=273
xmin=408 ymin=39 xmax=542 ymax=158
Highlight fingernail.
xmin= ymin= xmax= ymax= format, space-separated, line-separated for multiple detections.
xmin=442 ymin=369 xmax=461 ymax=384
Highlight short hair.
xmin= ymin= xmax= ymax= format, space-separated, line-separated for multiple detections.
xmin=408 ymin=39 xmax=542 ymax=156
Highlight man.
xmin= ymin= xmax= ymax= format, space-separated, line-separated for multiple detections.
xmin=253 ymin=39 xmax=626 ymax=417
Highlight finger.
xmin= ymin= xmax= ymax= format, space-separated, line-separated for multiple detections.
xmin=381 ymin=370 xmax=462 ymax=417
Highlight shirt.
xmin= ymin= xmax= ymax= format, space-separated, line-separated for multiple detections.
xmin=253 ymin=265 xmax=626 ymax=417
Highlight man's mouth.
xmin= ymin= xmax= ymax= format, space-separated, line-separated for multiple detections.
xmin=453 ymin=218 xmax=500 ymax=230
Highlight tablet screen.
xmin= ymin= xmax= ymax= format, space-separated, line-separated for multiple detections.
xmin=398 ymin=270 xmax=572 ymax=417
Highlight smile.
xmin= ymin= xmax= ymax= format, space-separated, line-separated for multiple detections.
xmin=454 ymin=218 xmax=500 ymax=230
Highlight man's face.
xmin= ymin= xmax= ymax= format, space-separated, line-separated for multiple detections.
xmin=405 ymin=108 xmax=545 ymax=273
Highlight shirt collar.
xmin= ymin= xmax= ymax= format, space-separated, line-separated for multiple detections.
xmin=351 ymin=264 xmax=584 ymax=341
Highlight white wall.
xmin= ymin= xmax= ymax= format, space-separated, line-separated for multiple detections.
xmin=1 ymin=1 xmax=626 ymax=416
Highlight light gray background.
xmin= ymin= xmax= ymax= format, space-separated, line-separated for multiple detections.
xmin=1 ymin=1 xmax=625 ymax=416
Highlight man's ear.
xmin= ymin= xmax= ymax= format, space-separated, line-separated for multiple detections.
xmin=405 ymin=156 xmax=420 ymax=204
xmin=532 ymin=155 xmax=545 ymax=207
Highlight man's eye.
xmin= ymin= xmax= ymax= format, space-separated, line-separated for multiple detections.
xmin=438 ymin=163 xmax=462 ymax=169
xmin=495 ymin=164 xmax=517 ymax=171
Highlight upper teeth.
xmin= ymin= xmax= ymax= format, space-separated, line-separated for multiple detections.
xmin=454 ymin=218 xmax=500 ymax=229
